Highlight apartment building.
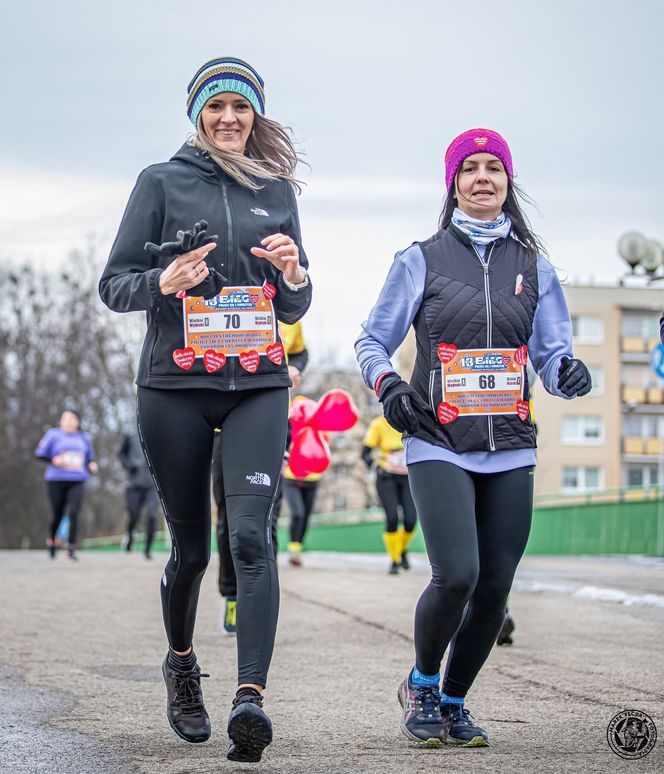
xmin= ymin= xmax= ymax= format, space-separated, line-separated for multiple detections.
xmin=534 ymin=282 xmax=663 ymax=495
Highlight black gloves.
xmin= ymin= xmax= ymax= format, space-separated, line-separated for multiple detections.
xmin=144 ymin=220 xmax=227 ymax=300
xmin=557 ymin=356 xmax=592 ymax=397
xmin=144 ymin=220 xmax=218 ymax=259
xmin=378 ymin=373 xmax=430 ymax=434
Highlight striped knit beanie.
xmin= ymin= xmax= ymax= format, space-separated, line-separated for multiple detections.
xmin=186 ymin=57 xmax=265 ymax=127
xmin=444 ymin=129 xmax=514 ymax=193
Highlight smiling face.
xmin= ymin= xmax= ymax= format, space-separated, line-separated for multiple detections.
xmin=200 ymin=92 xmax=255 ymax=154
xmin=454 ymin=152 xmax=508 ymax=220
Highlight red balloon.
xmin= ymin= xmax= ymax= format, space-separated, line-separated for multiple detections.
xmin=288 ymin=426 xmax=331 ymax=478
xmin=311 ymin=390 xmax=359 ymax=432
xmin=288 ymin=397 xmax=317 ymax=437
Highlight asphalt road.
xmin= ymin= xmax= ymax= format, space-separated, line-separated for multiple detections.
xmin=1 ymin=550 xmax=662 ymax=773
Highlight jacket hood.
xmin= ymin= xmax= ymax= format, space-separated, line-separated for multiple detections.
xmin=170 ymin=142 xmax=226 ymax=185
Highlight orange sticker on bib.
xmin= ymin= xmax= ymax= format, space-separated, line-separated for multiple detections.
xmin=182 ymin=286 xmax=277 ymax=359
xmin=436 ymin=347 xmax=526 ymax=418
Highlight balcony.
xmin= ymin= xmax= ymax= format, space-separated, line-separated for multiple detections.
xmin=621 ymin=335 xmax=660 ymax=363
xmin=621 ymin=436 xmax=663 ymax=457
xmin=621 ymin=385 xmax=664 ymax=405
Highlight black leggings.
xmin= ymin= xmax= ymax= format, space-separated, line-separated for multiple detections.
xmin=283 ymin=479 xmax=319 ymax=543
xmin=213 ymin=433 xmax=283 ymax=599
xmin=137 ymin=386 xmax=289 ymax=687
xmin=408 ymin=461 xmax=533 ymax=697
xmin=47 ymin=480 xmax=85 ymax=545
xmin=126 ymin=485 xmax=159 ymax=554
xmin=375 ymin=471 xmax=417 ymax=533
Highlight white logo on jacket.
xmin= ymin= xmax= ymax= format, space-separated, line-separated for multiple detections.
xmin=251 ymin=207 xmax=269 ymax=217
xmin=246 ymin=472 xmax=271 ymax=487
xmin=515 ymin=274 xmax=524 ymax=295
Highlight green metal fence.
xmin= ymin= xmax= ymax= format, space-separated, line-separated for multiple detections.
xmin=83 ymin=487 xmax=664 ymax=556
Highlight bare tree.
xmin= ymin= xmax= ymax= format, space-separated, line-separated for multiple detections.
xmin=0 ymin=242 xmax=142 ymax=548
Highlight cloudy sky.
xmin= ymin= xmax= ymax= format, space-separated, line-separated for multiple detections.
xmin=2 ymin=0 xmax=663 ymax=366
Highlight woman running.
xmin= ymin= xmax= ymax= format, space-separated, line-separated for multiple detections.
xmin=356 ymin=128 xmax=591 ymax=748
xmin=99 ymin=56 xmax=311 ymax=763
xmin=362 ymin=414 xmax=417 ymax=574
xmin=35 ymin=409 xmax=97 ymax=560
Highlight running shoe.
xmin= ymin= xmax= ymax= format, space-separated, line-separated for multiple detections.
xmin=440 ymin=703 xmax=489 ymax=747
xmin=227 ymin=688 xmax=273 ymax=762
xmin=67 ymin=546 xmax=78 ymax=561
xmin=397 ymin=677 xmax=445 ymax=744
xmin=389 ymin=561 xmax=400 ymax=575
xmin=161 ymin=656 xmax=211 ymax=743
xmin=46 ymin=538 xmax=56 ymax=559
xmin=287 ymin=541 xmax=303 ymax=567
xmin=401 ymin=551 xmax=410 ymax=570
xmin=496 ymin=613 xmax=515 ymax=646
xmin=221 ymin=598 xmax=237 ymax=635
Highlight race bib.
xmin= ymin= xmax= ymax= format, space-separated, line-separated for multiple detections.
xmin=182 ymin=286 xmax=277 ymax=358
xmin=437 ymin=347 xmax=526 ymax=420
xmin=385 ymin=450 xmax=407 ymax=475
xmin=59 ymin=451 xmax=85 ymax=471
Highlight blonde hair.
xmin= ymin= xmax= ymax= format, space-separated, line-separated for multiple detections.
xmin=191 ymin=112 xmax=303 ymax=193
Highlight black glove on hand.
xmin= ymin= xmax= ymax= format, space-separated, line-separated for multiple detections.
xmin=557 ymin=356 xmax=592 ymax=397
xmin=144 ymin=220 xmax=218 ymax=259
xmin=378 ymin=373 xmax=429 ymax=434
xmin=145 ymin=220 xmax=225 ymax=299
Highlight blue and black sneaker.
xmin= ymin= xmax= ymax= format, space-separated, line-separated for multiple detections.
xmin=440 ymin=703 xmax=489 ymax=747
xmin=397 ymin=676 xmax=445 ymax=745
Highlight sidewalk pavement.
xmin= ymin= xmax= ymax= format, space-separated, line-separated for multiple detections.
xmin=1 ymin=550 xmax=663 ymax=773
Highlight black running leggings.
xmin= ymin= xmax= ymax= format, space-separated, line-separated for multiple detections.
xmin=375 ymin=471 xmax=417 ymax=533
xmin=408 ymin=461 xmax=533 ymax=697
xmin=126 ymin=485 xmax=159 ymax=554
xmin=47 ymin=480 xmax=85 ymax=545
xmin=213 ymin=432 xmax=283 ymax=599
xmin=283 ymin=478 xmax=319 ymax=544
xmin=137 ymin=386 xmax=288 ymax=687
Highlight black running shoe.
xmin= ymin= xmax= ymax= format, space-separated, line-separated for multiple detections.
xmin=227 ymin=689 xmax=273 ymax=763
xmin=440 ymin=703 xmax=489 ymax=747
xmin=161 ymin=657 xmax=211 ymax=743
xmin=401 ymin=551 xmax=410 ymax=570
xmin=389 ymin=561 xmax=400 ymax=575
xmin=397 ymin=677 xmax=445 ymax=744
xmin=496 ymin=613 xmax=515 ymax=646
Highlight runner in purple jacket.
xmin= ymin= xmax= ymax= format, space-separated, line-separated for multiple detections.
xmin=34 ymin=410 xmax=97 ymax=559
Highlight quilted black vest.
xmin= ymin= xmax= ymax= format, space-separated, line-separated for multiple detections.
xmin=409 ymin=226 xmax=539 ymax=453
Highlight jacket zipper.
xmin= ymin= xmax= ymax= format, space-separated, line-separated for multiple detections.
xmin=429 ymin=368 xmax=436 ymax=412
xmin=473 ymin=242 xmax=496 ymax=451
xmin=221 ymin=182 xmax=237 ymax=390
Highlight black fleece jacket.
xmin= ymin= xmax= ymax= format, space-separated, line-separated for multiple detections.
xmin=99 ymin=143 xmax=312 ymax=391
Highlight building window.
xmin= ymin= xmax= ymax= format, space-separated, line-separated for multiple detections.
xmin=625 ymin=464 xmax=659 ymax=488
xmin=587 ymin=365 xmax=604 ymax=395
xmin=621 ymin=312 xmax=660 ymax=339
xmin=562 ymin=466 xmax=604 ymax=492
xmin=572 ymin=314 xmax=604 ymax=344
xmin=561 ymin=415 xmax=603 ymax=444
xmin=623 ymin=363 xmax=659 ymax=389
xmin=623 ymin=414 xmax=664 ymax=438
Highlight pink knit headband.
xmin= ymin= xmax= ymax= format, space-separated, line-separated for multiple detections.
xmin=444 ymin=129 xmax=514 ymax=192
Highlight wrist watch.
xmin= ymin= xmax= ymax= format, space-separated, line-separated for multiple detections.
xmin=282 ymin=268 xmax=309 ymax=291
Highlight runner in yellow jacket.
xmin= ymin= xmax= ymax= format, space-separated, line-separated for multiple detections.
xmin=362 ymin=415 xmax=417 ymax=574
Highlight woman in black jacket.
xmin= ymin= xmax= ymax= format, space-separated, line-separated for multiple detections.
xmin=99 ymin=56 xmax=311 ymax=763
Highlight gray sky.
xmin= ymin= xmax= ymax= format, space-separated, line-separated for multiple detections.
xmin=2 ymin=0 xmax=663 ymax=366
